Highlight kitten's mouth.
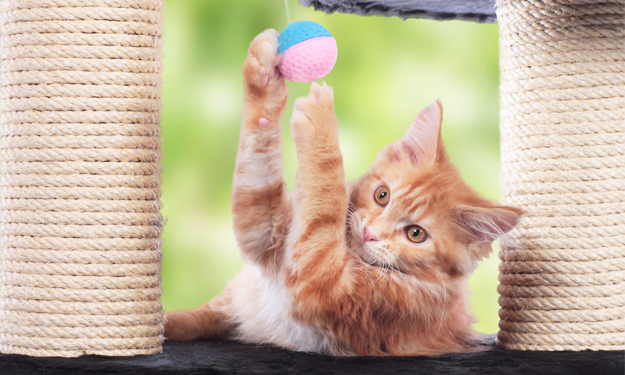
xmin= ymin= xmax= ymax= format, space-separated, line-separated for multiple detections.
xmin=357 ymin=248 xmax=405 ymax=275
xmin=366 ymin=259 xmax=402 ymax=273
xmin=349 ymin=220 xmax=406 ymax=274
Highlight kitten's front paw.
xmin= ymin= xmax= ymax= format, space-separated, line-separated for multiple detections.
xmin=242 ymin=29 xmax=287 ymax=103
xmin=291 ymin=82 xmax=338 ymax=149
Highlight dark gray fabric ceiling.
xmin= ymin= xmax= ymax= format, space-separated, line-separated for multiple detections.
xmin=298 ymin=0 xmax=497 ymax=23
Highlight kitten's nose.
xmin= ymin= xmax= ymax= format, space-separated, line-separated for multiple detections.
xmin=364 ymin=227 xmax=378 ymax=242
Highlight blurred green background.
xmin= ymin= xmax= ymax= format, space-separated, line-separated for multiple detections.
xmin=161 ymin=0 xmax=502 ymax=334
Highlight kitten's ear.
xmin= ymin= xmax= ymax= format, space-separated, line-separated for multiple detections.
xmin=397 ymin=100 xmax=443 ymax=165
xmin=455 ymin=205 xmax=523 ymax=247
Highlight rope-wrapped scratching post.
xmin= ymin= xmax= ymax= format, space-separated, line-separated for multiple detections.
xmin=1 ymin=0 xmax=164 ymax=356
xmin=497 ymin=0 xmax=625 ymax=350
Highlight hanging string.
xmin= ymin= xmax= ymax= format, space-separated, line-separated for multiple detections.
xmin=284 ymin=0 xmax=291 ymax=24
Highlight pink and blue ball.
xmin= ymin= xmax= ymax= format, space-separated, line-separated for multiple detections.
xmin=278 ymin=21 xmax=337 ymax=83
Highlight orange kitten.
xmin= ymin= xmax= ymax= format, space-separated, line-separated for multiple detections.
xmin=164 ymin=29 xmax=522 ymax=356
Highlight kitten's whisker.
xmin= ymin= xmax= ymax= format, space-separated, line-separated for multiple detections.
xmin=389 ymin=259 xmax=413 ymax=310
xmin=395 ymin=263 xmax=411 ymax=283
xmin=376 ymin=267 xmax=385 ymax=281
xmin=395 ymin=257 xmax=410 ymax=274
xmin=385 ymin=271 xmax=401 ymax=313
xmin=433 ymin=270 xmax=447 ymax=345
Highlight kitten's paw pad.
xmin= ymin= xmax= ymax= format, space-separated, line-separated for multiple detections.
xmin=258 ymin=117 xmax=270 ymax=127
xmin=243 ymin=29 xmax=281 ymax=90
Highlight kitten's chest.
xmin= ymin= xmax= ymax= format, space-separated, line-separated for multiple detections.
xmin=230 ymin=265 xmax=327 ymax=352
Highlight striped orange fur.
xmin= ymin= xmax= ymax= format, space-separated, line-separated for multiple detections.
xmin=164 ymin=29 xmax=522 ymax=356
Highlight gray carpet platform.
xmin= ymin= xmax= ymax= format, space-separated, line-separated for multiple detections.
xmin=299 ymin=0 xmax=497 ymax=23
xmin=0 ymin=340 xmax=622 ymax=375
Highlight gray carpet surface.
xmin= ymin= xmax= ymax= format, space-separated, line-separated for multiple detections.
xmin=0 ymin=340 xmax=622 ymax=375
xmin=299 ymin=0 xmax=497 ymax=23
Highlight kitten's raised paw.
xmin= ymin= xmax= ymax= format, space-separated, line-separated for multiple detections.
xmin=291 ymin=82 xmax=338 ymax=148
xmin=242 ymin=29 xmax=285 ymax=99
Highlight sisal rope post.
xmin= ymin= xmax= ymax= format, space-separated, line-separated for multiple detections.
xmin=497 ymin=0 xmax=625 ymax=350
xmin=0 ymin=0 xmax=165 ymax=356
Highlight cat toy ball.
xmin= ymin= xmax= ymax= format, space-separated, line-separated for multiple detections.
xmin=278 ymin=21 xmax=338 ymax=82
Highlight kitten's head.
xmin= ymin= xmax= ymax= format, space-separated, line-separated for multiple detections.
xmin=347 ymin=100 xmax=522 ymax=280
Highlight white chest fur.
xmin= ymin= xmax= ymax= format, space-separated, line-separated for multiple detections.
xmin=227 ymin=264 xmax=328 ymax=353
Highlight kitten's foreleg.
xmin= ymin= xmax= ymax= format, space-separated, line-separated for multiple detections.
xmin=286 ymin=82 xmax=349 ymax=299
xmin=233 ymin=29 xmax=291 ymax=270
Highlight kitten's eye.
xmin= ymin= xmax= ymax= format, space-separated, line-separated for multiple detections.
xmin=406 ymin=225 xmax=427 ymax=243
xmin=374 ymin=185 xmax=390 ymax=206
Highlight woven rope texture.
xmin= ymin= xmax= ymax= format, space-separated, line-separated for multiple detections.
xmin=497 ymin=0 xmax=625 ymax=351
xmin=0 ymin=0 xmax=164 ymax=357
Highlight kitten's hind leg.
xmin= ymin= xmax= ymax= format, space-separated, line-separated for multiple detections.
xmin=234 ymin=29 xmax=291 ymax=270
xmin=164 ymin=293 xmax=235 ymax=342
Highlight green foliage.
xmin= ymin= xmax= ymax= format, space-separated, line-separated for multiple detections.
xmin=161 ymin=0 xmax=502 ymax=334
